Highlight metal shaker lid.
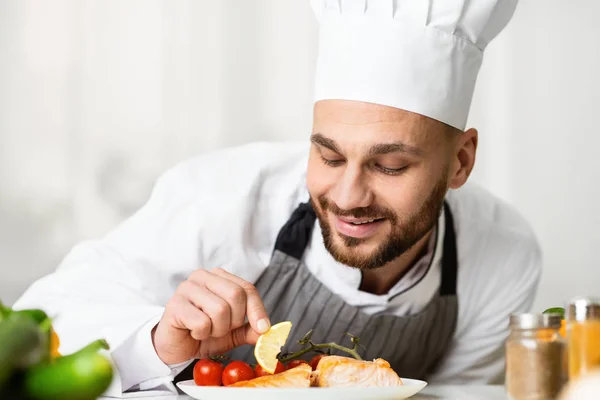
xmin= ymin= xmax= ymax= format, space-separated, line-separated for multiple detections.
xmin=566 ymin=296 xmax=600 ymax=322
xmin=510 ymin=312 xmax=563 ymax=329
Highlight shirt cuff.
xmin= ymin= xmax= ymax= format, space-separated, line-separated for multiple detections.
xmin=110 ymin=314 xmax=194 ymax=393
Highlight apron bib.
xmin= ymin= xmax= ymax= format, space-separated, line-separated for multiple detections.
xmin=177 ymin=201 xmax=458 ymax=382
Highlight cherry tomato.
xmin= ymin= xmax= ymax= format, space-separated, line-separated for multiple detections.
xmin=286 ymin=359 xmax=309 ymax=370
xmin=254 ymin=361 xmax=286 ymax=377
xmin=310 ymin=354 xmax=327 ymax=370
xmin=193 ymin=359 xmax=224 ymax=386
xmin=222 ymin=361 xmax=255 ymax=386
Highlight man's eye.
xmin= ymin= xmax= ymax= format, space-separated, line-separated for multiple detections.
xmin=376 ymin=164 xmax=407 ymax=175
xmin=320 ymin=156 xmax=344 ymax=167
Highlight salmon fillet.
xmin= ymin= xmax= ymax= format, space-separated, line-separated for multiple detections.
xmin=229 ymin=363 xmax=312 ymax=388
xmin=313 ymin=356 xmax=403 ymax=388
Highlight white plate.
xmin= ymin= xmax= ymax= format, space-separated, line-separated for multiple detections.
xmin=177 ymin=378 xmax=427 ymax=400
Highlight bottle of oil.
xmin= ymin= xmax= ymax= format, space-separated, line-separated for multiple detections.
xmin=566 ymin=296 xmax=600 ymax=380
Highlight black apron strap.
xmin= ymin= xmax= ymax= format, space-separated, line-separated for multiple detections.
xmin=439 ymin=201 xmax=458 ymax=296
xmin=272 ymin=202 xmax=316 ymax=260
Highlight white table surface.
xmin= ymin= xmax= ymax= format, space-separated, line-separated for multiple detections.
xmin=100 ymin=385 xmax=509 ymax=400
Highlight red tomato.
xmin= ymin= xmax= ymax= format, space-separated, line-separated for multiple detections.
xmin=254 ymin=361 xmax=286 ymax=377
xmin=309 ymin=354 xmax=327 ymax=370
xmin=222 ymin=361 xmax=255 ymax=386
xmin=193 ymin=359 xmax=224 ymax=386
xmin=286 ymin=359 xmax=309 ymax=370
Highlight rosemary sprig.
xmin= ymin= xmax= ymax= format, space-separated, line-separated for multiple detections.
xmin=277 ymin=330 xmax=364 ymax=363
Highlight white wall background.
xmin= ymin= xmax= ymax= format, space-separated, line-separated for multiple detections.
xmin=0 ymin=0 xmax=598 ymax=311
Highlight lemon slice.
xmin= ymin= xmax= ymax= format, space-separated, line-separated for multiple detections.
xmin=254 ymin=321 xmax=292 ymax=374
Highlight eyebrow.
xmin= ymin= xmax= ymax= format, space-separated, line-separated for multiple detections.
xmin=310 ymin=133 xmax=341 ymax=153
xmin=310 ymin=133 xmax=423 ymax=157
xmin=367 ymin=142 xmax=423 ymax=157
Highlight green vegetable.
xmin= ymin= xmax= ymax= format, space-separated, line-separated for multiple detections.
xmin=0 ymin=300 xmax=113 ymax=399
xmin=0 ymin=314 xmax=45 ymax=391
xmin=1 ymin=303 xmax=50 ymax=325
xmin=543 ymin=307 xmax=565 ymax=318
xmin=0 ymin=372 xmax=31 ymax=400
xmin=14 ymin=309 xmax=50 ymax=325
xmin=1 ymin=301 xmax=53 ymax=364
xmin=0 ymin=300 xmax=11 ymax=321
xmin=24 ymin=339 xmax=113 ymax=400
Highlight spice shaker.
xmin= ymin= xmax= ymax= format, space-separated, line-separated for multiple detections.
xmin=505 ymin=312 xmax=567 ymax=400
xmin=566 ymin=296 xmax=600 ymax=380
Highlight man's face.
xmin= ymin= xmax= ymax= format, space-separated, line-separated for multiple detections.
xmin=306 ymin=100 xmax=459 ymax=270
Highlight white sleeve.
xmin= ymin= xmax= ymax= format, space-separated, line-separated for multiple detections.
xmin=428 ymin=237 xmax=543 ymax=384
xmin=13 ymin=163 xmax=204 ymax=397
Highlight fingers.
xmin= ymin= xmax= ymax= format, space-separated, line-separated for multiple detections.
xmin=209 ymin=268 xmax=271 ymax=334
xmin=192 ymin=269 xmax=247 ymax=330
xmin=169 ymin=295 xmax=211 ymax=341
xmin=179 ymin=280 xmax=231 ymax=338
xmin=160 ymin=268 xmax=269 ymax=364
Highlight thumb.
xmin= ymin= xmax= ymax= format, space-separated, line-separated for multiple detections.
xmin=231 ymin=323 xmax=261 ymax=348
xmin=199 ymin=324 xmax=261 ymax=357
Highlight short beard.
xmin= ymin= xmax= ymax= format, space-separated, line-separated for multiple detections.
xmin=310 ymin=173 xmax=448 ymax=270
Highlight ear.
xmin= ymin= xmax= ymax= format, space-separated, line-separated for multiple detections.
xmin=448 ymin=128 xmax=478 ymax=189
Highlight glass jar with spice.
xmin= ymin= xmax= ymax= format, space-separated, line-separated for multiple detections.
xmin=566 ymin=296 xmax=600 ymax=380
xmin=505 ymin=313 xmax=567 ymax=400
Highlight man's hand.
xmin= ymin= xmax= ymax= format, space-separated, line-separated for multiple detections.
xmin=152 ymin=268 xmax=270 ymax=365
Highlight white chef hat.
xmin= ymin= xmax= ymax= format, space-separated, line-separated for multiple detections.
xmin=311 ymin=0 xmax=518 ymax=130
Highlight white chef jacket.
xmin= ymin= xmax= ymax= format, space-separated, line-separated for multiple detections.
xmin=13 ymin=141 xmax=542 ymax=397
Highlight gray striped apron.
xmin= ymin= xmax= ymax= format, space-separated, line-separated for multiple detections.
xmin=176 ymin=201 xmax=458 ymax=382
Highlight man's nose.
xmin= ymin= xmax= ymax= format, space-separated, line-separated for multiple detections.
xmin=329 ymin=164 xmax=373 ymax=210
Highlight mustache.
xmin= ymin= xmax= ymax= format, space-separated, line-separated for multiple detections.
xmin=318 ymin=196 xmax=396 ymax=221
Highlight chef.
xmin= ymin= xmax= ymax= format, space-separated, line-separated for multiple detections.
xmin=14 ymin=0 xmax=541 ymax=397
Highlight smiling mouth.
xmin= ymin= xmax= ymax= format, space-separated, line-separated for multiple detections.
xmin=346 ymin=218 xmax=385 ymax=225
xmin=332 ymin=216 xmax=386 ymax=240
